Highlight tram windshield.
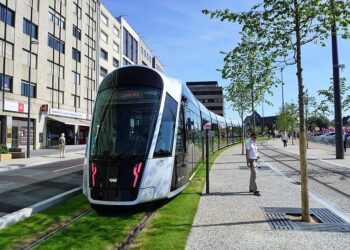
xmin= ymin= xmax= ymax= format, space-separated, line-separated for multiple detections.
xmin=90 ymin=87 xmax=161 ymax=158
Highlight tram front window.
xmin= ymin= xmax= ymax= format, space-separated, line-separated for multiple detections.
xmin=90 ymin=87 xmax=161 ymax=158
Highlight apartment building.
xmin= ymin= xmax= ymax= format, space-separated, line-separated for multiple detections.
xmin=0 ymin=0 xmax=163 ymax=151
xmin=0 ymin=0 xmax=98 ymax=150
xmin=186 ymin=81 xmax=224 ymax=116
xmin=98 ymin=3 xmax=121 ymax=83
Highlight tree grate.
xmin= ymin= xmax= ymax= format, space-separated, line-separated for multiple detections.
xmin=263 ymin=207 xmax=350 ymax=233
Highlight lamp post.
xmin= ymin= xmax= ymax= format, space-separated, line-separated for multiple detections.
xmin=280 ymin=67 xmax=285 ymax=114
xmin=331 ymin=0 xmax=344 ymax=159
xmin=27 ymin=39 xmax=38 ymax=158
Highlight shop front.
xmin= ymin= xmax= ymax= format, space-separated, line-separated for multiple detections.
xmin=42 ymin=106 xmax=90 ymax=147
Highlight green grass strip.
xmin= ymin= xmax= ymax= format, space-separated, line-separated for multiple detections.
xmin=0 ymin=195 xmax=90 ymax=250
xmin=33 ymin=209 xmax=146 ymax=250
xmin=129 ymin=145 xmax=235 ymax=250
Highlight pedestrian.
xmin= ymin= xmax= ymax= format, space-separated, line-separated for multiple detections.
xmin=344 ymin=132 xmax=348 ymax=152
xmin=245 ymin=133 xmax=260 ymax=196
xmin=59 ymin=133 xmax=66 ymax=158
xmin=75 ymin=131 xmax=79 ymax=145
xmin=282 ymin=132 xmax=288 ymax=147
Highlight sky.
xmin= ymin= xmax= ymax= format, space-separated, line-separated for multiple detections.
xmin=101 ymin=0 xmax=350 ymax=123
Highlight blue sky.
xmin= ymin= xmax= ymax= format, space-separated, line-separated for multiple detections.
xmin=101 ymin=0 xmax=350 ymax=123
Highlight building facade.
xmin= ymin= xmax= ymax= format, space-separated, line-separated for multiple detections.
xmin=186 ymin=81 xmax=224 ymax=116
xmin=0 ymin=0 xmax=98 ymax=150
xmin=0 ymin=0 xmax=164 ymax=151
xmin=99 ymin=3 xmax=121 ymax=83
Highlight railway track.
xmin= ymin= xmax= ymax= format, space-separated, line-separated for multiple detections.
xmin=258 ymin=142 xmax=350 ymax=200
xmin=23 ymin=204 xmax=158 ymax=250
xmin=24 ymin=208 xmax=93 ymax=250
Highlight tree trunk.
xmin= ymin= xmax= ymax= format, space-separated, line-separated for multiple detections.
xmin=241 ymin=114 xmax=245 ymax=155
xmin=294 ymin=0 xmax=310 ymax=223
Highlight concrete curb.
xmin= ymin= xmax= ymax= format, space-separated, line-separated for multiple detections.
xmin=0 ymin=187 xmax=82 ymax=229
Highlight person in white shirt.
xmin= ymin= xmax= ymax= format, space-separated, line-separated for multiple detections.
xmin=282 ymin=132 xmax=288 ymax=147
xmin=245 ymin=133 xmax=260 ymax=196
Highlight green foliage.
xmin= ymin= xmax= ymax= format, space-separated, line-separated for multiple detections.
xmin=317 ymin=77 xmax=350 ymax=116
xmin=307 ymin=115 xmax=330 ymax=131
xmin=0 ymin=144 xmax=8 ymax=154
xmin=276 ymin=102 xmax=299 ymax=131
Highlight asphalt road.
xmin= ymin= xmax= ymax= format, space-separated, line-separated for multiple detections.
xmin=0 ymin=158 xmax=84 ymax=216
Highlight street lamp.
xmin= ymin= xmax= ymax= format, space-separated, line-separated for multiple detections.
xmin=27 ymin=39 xmax=38 ymax=158
xmin=280 ymin=67 xmax=285 ymax=114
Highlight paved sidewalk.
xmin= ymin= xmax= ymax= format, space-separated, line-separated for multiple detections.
xmin=0 ymin=145 xmax=86 ymax=172
xmin=186 ymin=142 xmax=350 ymax=250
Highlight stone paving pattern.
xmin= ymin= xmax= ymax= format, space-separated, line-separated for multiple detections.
xmin=186 ymin=139 xmax=350 ymax=250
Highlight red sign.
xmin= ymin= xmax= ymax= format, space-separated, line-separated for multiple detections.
xmin=18 ymin=103 xmax=24 ymax=112
xmin=41 ymin=104 xmax=48 ymax=112
xmin=203 ymin=122 xmax=211 ymax=130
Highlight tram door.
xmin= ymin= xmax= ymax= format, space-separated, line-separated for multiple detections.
xmin=171 ymin=103 xmax=186 ymax=191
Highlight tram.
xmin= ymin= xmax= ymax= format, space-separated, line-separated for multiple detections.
xmin=83 ymin=65 xmax=240 ymax=206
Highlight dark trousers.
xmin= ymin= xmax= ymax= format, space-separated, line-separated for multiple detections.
xmin=344 ymin=141 xmax=347 ymax=152
xmin=282 ymin=140 xmax=287 ymax=147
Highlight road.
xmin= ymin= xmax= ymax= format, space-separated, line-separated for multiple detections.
xmin=0 ymin=158 xmax=84 ymax=216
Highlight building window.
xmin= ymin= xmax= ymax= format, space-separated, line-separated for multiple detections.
xmin=48 ymin=60 xmax=64 ymax=79
xmin=0 ymin=74 xmax=12 ymax=92
xmin=72 ymin=48 xmax=81 ymax=62
xmin=23 ymin=18 xmax=38 ymax=39
xmin=113 ymin=42 xmax=119 ymax=53
xmin=113 ymin=26 xmax=119 ymax=37
xmin=21 ymin=81 xmax=36 ymax=98
xmin=100 ymin=31 xmax=108 ymax=44
xmin=48 ymin=34 xmax=65 ymax=53
xmin=100 ymin=48 xmax=108 ymax=60
xmin=0 ymin=39 xmax=13 ymax=59
xmin=100 ymin=67 xmax=108 ymax=77
xmin=73 ymin=3 xmax=82 ymax=18
xmin=0 ymin=4 xmax=15 ymax=27
xmin=48 ymin=9 xmax=65 ymax=29
xmin=84 ymin=55 xmax=95 ymax=69
xmin=113 ymin=58 xmax=119 ymax=68
xmin=73 ymin=25 xmax=81 ymax=40
xmin=101 ymin=12 xmax=108 ymax=26
xmin=72 ymin=71 xmax=80 ymax=85
xmin=123 ymin=28 xmax=138 ymax=63
xmin=22 ymin=49 xmax=37 ymax=69
xmin=72 ymin=95 xmax=80 ymax=108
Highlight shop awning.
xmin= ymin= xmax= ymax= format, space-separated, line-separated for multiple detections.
xmin=47 ymin=116 xmax=90 ymax=127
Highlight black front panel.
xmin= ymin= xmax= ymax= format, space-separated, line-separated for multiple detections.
xmin=90 ymin=156 xmax=145 ymax=201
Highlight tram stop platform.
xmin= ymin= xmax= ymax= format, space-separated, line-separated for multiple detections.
xmin=186 ymin=139 xmax=350 ymax=250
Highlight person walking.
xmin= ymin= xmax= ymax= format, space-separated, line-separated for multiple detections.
xmin=344 ymin=132 xmax=348 ymax=152
xmin=245 ymin=133 xmax=260 ymax=196
xmin=282 ymin=132 xmax=288 ymax=147
xmin=59 ymin=133 xmax=66 ymax=158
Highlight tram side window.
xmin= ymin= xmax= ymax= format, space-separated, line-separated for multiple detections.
xmin=154 ymin=94 xmax=178 ymax=157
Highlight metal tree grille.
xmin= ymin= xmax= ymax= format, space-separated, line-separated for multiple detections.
xmin=263 ymin=207 xmax=350 ymax=232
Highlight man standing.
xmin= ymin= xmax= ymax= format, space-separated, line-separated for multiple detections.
xmin=59 ymin=133 xmax=66 ymax=158
xmin=245 ymin=133 xmax=261 ymax=196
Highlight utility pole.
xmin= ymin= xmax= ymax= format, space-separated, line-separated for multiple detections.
xmin=331 ymin=0 xmax=344 ymax=159
xmin=280 ymin=67 xmax=285 ymax=114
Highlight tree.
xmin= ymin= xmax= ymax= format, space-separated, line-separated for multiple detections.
xmin=318 ymin=77 xmax=350 ymax=116
xmin=225 ymin=79 xmax=252 ymax=154
xmin=307 ymin=115 xmax=330 ymax=131
xmin=276 ymin=102 xmax=299 ymax=132
xmin=221 ymin=31 xmax=277 ymax=133
xmin=203 ymin=0 xmax=350 ymax=222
